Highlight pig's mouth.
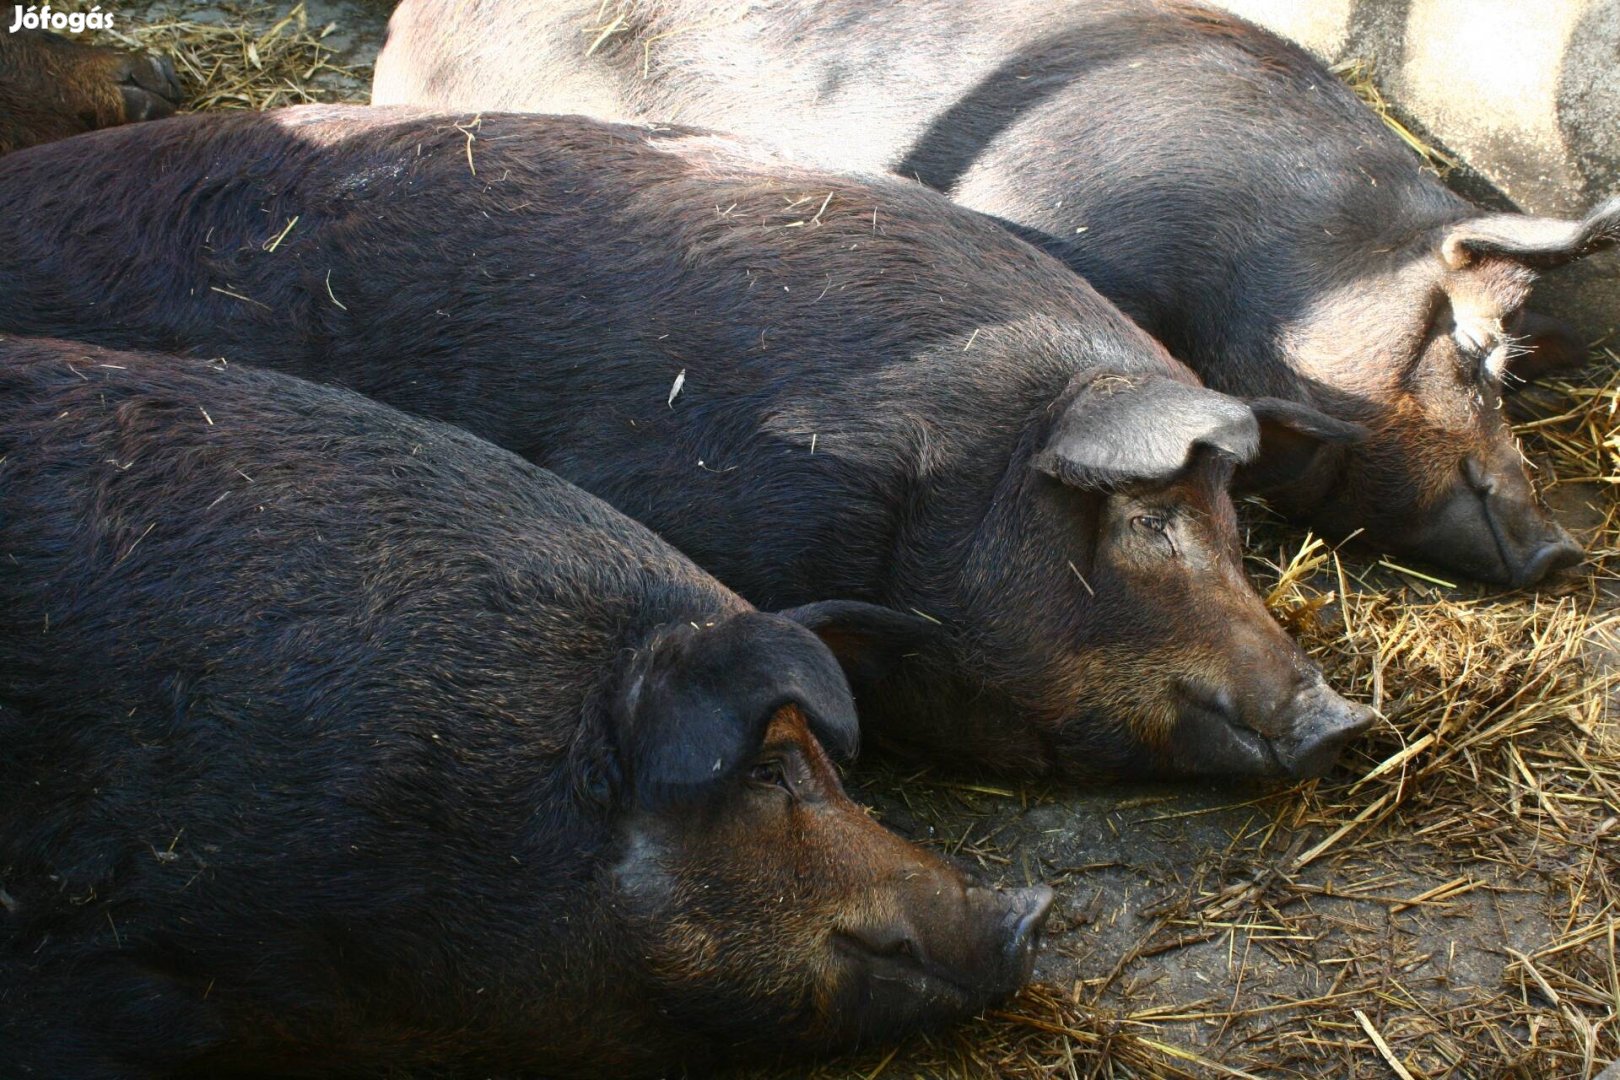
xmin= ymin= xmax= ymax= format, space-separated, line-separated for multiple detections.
xmin=831 ymin=886 xmax=1050 ymax=1007
xmin=1391 ymin=458 xmax=1582 ymax=587
xmin=1174 ymin=688 xmax=1285 ymax=777
xmin=1464 ymin=464 xmax=1582 ymax=588
xmin=824 ymin=932 xmax=1001 ymax=1047
xmin=831 ymin=931 xmax=986 ymax=1002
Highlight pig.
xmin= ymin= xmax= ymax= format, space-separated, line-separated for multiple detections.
xmin=0 ymin=106 xmax=1374 ymax=780
xmin=370 ymin=0 xmax=1620 ymax=587
xmin=0 ymin=28 xmax=181 ymax=154
xmin=0 ymin=336 xmax=1052 ymax=1079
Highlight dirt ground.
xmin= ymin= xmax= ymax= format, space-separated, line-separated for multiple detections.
xmin=91 ymin=2 xmax=1620 ymax=1076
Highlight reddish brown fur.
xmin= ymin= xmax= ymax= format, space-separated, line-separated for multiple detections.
xmin=609 ymin=703 xmax=1048 ymax=1052
xmin=0 ymin=29 xmax=180 ymax=154
xmin=1033 ymin=454 xmax=1305 ymax=768
xmin=0 ymin=340 xmax=1049 ymax=1077
xmin=1292 ymin=253 xmax=1554 ymax=573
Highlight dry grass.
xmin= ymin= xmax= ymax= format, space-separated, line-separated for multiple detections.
xmin=106 ymin=0 xmax=370 ymax=111
xmin=1206 ymin=360 xmax=1620 ymax=1076
xmin=1332 ymin=57 xmax=1460 ymax=175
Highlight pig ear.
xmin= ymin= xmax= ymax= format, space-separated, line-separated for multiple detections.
xmin=1032 ymin=375 xmax=1259 ymax=489
xmin=777 ymin=599 xmax=948 ymax=690
xmin=1243 ymin=397 xmax=1368 ymax=494
xmin=615 ymin=612 xmax=860 ymax=808
xmin=1440 ymin=196 xmax=1620 ymax=270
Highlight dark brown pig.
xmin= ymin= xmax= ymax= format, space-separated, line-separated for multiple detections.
xmin=0 ymin=107 xmax=1374 ymax=780
xmin=371 ymin=0 xmax=1619 ymax=586
xmin=0 ymin=337 xmax=1051 ymax=1079
xmin=0 ymin=28 xmax=180 ymax=154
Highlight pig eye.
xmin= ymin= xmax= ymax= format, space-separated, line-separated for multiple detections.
xmin=1131 ymin=513 xmax=1177 ymax=556
xmin=1450 ymin=330 xmax=1487 ymax=367
xmin=1450 ymin=319 xmax=1514 ymax=385
xmin=1452 ymin=324 xmax=1490 ymax=358
xmin=1132 ymin=513 xmax=1172 ymax=542
xmin=747 ymin=759 xmax=792 ymax=794
xmin=1449 ymin=334 xmax=1508 ymax=388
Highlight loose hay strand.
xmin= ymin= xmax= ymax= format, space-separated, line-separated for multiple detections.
xmin=1331 ymin=57 xmax=1460 ymax=175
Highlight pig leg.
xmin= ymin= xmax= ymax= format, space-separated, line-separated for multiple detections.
xmin=0 ymin=30 xmax=182 ymax=155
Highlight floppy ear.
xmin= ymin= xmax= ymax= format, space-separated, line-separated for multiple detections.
xmin=1031 ymin=375 xmax=1258 ymax=489
xmin=1440 ymin=196 xmax=1620 ymax=270
xmin=1242 ymin=396 xmax=1368 ymax=497
xmin=777 ymin=599 xmax=948 ymax=689
xmin=614 ymin=612 xmax=859 ymax=808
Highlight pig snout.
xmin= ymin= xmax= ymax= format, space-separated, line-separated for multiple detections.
xmin=117 ymin=52 xmax=184 ymax=122
xmin=835 ymin=879 xmax=1053 ymax=1029
xmin=1174 ymin=670 xmax=1373 ymax=779
xmin=1267 ymin=678 xmax=1378 ymax=779
xmin=1412 ymin=457 xmax=1583 ymax=588
xmin=1519 ymin=530 xmax=1584 ymax=587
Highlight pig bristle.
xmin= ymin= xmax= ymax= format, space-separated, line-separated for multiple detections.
xmin=64 ymin=7 xmax=1620 ymax=1071
xmin=1329 ymin=57 xmax=1459 ymax=176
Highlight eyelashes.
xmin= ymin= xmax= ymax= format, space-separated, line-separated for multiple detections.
xmin=1453 ymin=325 xmax=1529 ymax=386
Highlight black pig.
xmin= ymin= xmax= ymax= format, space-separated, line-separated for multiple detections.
xmin=371 ymin=0 xmax=1620 ymax=586
xmin=0 ymin=107 xmax=1372 ymax=779
xmin=0 ymin=28 xmax=180 ymax=154
xmin=0 ymin=337 xmax=1052 ymax=1079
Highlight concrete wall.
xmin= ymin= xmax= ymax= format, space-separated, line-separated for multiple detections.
xmin=1213 ymin=0 xmax=1618 ymax=340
